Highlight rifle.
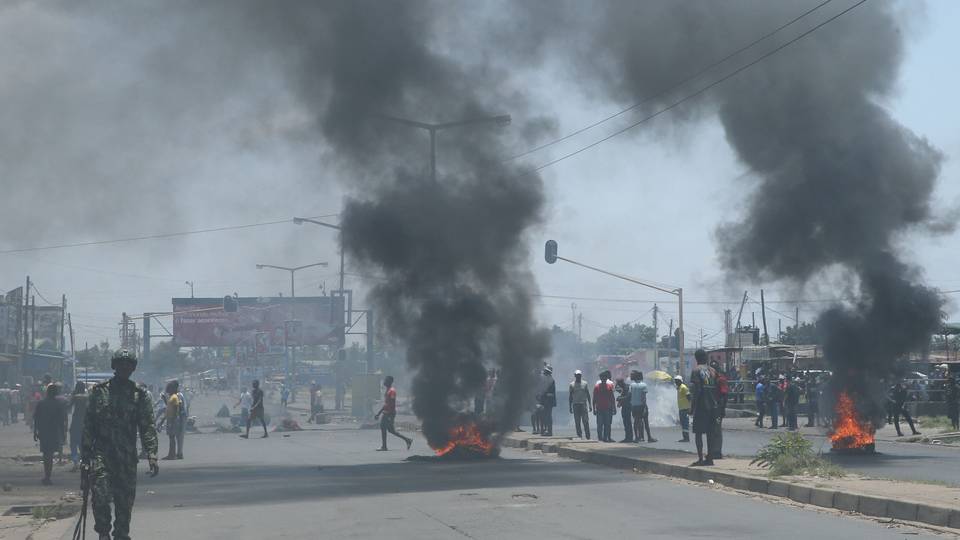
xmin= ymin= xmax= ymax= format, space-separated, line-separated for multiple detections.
xmin=71 ymin=462 xmax=90 ymax=540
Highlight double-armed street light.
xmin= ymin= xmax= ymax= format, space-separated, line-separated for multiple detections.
xmin=378 ymin=113 xmax=511 ymax=183
xmin=255 ymin=262 xmax=328 ymax=298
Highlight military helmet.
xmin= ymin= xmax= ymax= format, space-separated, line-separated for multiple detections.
xmin=111 ymin=349 xmax=138 ymax=369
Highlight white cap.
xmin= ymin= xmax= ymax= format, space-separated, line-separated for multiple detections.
xmin=574 ymin=369 xmax=582 ymax=375
xmin=673 ymin=375 xmax=683 ymax=382
xmin=778 ymin=374 xmax=786 ymax=380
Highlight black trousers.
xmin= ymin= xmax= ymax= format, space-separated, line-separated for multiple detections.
xmin=786 ymin=406 xmax=798 ymax=430
xmin=620 ymin=406 xmax=633 ymax=441
xmin=806 ymin=401 xmax=818 ymax=427
xmin=541 ymin=406 xmax=554 ymax=436
xmin=756 ymin=400 xmax=765 ymax=427
xmin=893 ymin=404 xmax=918 ymax=435
xmin=572 ymin=403 xmax=590 ymax=439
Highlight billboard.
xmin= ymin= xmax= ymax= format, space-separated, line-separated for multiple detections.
xmin=32 ymin=306 xmax=64 ymax=352
xmin=172 ymin=296 xmax=345 ymax=348
xmin=0 ymin=287 xmax=22 ymax=352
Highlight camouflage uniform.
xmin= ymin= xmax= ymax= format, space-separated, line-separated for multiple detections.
xmin=82 ymin=378 xmax=158 ymax=540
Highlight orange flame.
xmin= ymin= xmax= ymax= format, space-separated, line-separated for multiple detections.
xmin=433 ymin=422 xmax=495 ymax=457
xmin=830 ymin=391 xmax=875 ymax=449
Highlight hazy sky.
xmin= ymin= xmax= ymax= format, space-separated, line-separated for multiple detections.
xmin=1 ymin=1 xmax=957 ymax=351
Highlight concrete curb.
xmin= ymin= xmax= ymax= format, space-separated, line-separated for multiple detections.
xmin=504 ymin=435 xmax=960 ymax=531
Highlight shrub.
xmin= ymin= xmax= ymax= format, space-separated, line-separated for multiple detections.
xmin=751 ymin=432 xmax=844 ymax=478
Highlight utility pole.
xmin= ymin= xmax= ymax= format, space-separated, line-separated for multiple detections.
xmin=699 ymin=328 xmax=704 ymax=349
xmin=142 ymin=314 xmax=151 ymax=373
xmin=652 ymin=304 xmax=659 ymax=370
xmin=366 ymin=309 xmax=375 ymax=373
xmin=570 ymin=303 xmax=577 ymax=333
xmin=60 ymin=294 xmax=66 ymax=354
xmin=577 ymin=313 xmax=582 ymax=343
xmin=30 ymin=296 xmax=35 ymax=353
xmin=760 ymin=289 xmax=769 ymax=346
xmin=778 ymin=319 xmax=782 ymax=342
xmin=185 ymin=281 xmax=195 ymax=298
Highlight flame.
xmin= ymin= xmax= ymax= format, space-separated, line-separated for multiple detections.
xmin=830 ymin=391 xmax=875 ymax=449
xmin=433 ymin=422 xmax=495 ymax=457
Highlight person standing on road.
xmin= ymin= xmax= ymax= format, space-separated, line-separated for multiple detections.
xmin=785 ymin=378 xmax=800 ymax=431
xmin=569 ymin=370 xmax=591 ymax=440
xmin=34 ymin=383 xmax=67 ymax=485
xmin=689 ymin=349 xmax=720 ymax=466
xmin=891 ymin=382 xmax=921 ymax=437
xmin=235 ymin=387 xmax=252 ymax=427
xmin=69 ymin=382 xmax=88 ymax=471
xmin=754 ymin=378 xmax=766 ymax=428
xmin=280 ymin=384 xmax=290 ymax=408
xmin=10 ymin=384 xmax=21 ymax=423
xmin=162 ymin=381 xmax=185 ymax=460
xmin=766 ymin=376 xmax=782 ymax=429
xmin=805 ymin=376 xmax=820 ymax=427
xmin=946 ymin=375 xmax=959 ymax=431
xmin=0 ymin=382 xmax=10 ymax=426
xmin=241 ymin=380 xmax=269 ymax=439
xmin=675 ymin=375 xmax=691 ymax=442
xmin=375 ymin=376 xmax=413 ymax=451
xmin=82 ymin=349 xmax=159 ymax=540
xmin=593 ymin=371 xmax=615 ymax=442
xmin=539 ymin=367 xmax=557 ymax=436
xmin=630 ymin=371 xmax=656 ymax=443
xmin=615 ymin=378 xmax=633 ymax=442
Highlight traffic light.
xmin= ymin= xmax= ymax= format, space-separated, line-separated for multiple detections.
xmin=223 ymin=295 xmax=238 ymax=312
xmin=545 ymin=240 xmax=558 ymax=264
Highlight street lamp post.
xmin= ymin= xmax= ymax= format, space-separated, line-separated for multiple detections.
xmin=185 ymin=281 xmax=194 ymax=298
xmin=292 ymin=217 xmax=344 ymax=297
xmin=544 ymin=240 xmax=687 ymax=375
xmin=378 ymin=113 xmax=511 ymax=183
xmin=255 ymin=261 xmax=328 ymax=385
xmin=255 ymin=262 xmax=329 ymax=298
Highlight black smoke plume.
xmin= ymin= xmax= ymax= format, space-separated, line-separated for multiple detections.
xmin=273 ymin=2 xmax=553 ymax=448
xmin=513 ymin=1 xmax=946 ymax=423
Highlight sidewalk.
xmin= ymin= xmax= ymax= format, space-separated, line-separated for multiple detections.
xmin=721 ymin=415 xmax=960 ymax=444
xmin=503 ymin=432 xmax=960 ymax=531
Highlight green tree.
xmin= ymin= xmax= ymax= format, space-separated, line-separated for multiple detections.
xmin=594 ymin=323 xmax=656 ymax=355
xmin=780 ymin=322 xmax=820 ymax=345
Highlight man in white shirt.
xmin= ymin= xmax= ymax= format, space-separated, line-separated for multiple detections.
xmin=630 ymin=371 xmax=656 ymax=443
xmin=568 ymin=370 xmax=591 ymax=439
xmin=235 ymin=387 xmax=252 ymax=426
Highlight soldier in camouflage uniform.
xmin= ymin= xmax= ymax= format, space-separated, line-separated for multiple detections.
xmin=82 ymin=349 xmax=159 ymax=540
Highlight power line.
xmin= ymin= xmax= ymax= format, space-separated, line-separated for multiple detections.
xmin=0 ymin=213 xmax=339 ymax=255
xmin=508 ymin=0 xmax=836 ymax=161
xmin=529 ymin=0 xmax=868 ymax=174
xmin=30 ymin=283 xmax=58 ymax=306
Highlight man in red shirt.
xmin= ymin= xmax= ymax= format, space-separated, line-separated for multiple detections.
xmin=375 ymin=376 xmax=412 ymax=451
xmin=592 ymin=370 xmax=616 ymax=442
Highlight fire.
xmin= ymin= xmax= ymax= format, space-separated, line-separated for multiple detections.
xmin=830 ymin=391 xmax=875 ymax=449
xmin=433 ymin=422 xmax=495 ymax=457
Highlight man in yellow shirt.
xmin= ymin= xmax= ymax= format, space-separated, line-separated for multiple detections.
xmin=674 ymin=375 xmax=691 ymax=443
xmin=163 ymin=381 xmax=184 ymax=460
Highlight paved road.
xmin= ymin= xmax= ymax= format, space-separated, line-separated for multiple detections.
xmin=62 ymin=427 xmax=942 ymax=539
xmin=527 ymin=417 xmax=960 ymax=486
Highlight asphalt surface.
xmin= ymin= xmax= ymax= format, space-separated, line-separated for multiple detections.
xmin=62 ymin=426 xmax=944 ymax=539
xmin=530 ymin=418 xmax=960 ymax=486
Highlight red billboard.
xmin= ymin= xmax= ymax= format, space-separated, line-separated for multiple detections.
xmin=172 ymin=297 xmax=344 ymax=348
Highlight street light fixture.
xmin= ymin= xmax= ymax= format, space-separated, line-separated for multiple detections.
xmin=255 ymin=262 xmax=328 ymax=298
xmin=378 ymin=113 xmax=512 ymax=183
xmin=184 ymin=281 xmax=195 ymax=298
xmin=293 ymin=217 xmax=345 ymax=299
xmin=544 ymin=240 xmax=686 ymax=374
